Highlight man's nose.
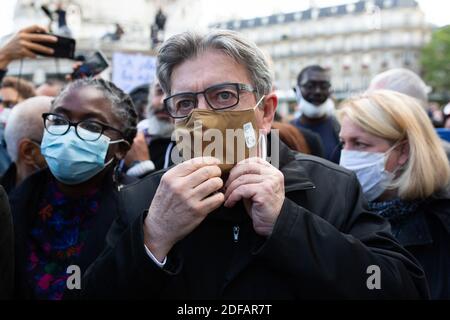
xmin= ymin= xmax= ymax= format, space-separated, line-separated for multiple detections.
xmin=197 ymin=94 xmax=211 ymax=110
xmin=153 ymin=101 xmax=164 ymax=111
xmin=314 ymin=86 xmax=322 ymax=94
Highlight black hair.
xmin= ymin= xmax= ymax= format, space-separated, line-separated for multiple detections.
xmin=54 ymin=78 xmax=138 ymax=144
xmin=296 ymin=65 xmax=328 ymax=85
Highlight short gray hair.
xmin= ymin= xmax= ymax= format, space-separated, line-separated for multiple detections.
xmin=368 ymin=68 xmax=430 ymax=106
xmin=4 ymin=96 xmax=52 ymax=162
xmin=156 ymin=30 xmax=273 ymax=99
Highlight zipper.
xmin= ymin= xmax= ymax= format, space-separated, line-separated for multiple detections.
xmin=284 ymin=183 xmax=316 ymax=193
xmin=233 ymin=225 xmax=240 ymax=243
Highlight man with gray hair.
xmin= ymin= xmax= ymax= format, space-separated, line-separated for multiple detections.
xmin=78 ymin=30 xmax=428 ymax=299
xmin=369 ymin=68 xmax=430 ymax=105
xmin=0 ymin=96 xmax=51 ymax=194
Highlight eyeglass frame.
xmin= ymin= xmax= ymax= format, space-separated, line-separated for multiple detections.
xmin=42 ymin=112 xmax=126 ymax=142
xmin=163 ymin=82 xmax=257 ymax=119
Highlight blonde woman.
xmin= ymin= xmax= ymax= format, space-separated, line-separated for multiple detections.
xmin=338 ymin=90 xmax=450 ymax=299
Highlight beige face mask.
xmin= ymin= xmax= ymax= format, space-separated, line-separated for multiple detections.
xmin=174 ymin=96 xmax=266 ymax=174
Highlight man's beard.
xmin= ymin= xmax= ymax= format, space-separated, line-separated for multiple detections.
xmin=137 ymin=111 xmax=174 ymax=139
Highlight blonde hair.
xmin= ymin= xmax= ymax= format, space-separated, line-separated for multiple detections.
xmin=337 ymin=90 xmax=450 ymax=200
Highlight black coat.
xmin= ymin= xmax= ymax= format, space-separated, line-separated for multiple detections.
xmin=0 ymin=185 xmax=13 ymax=299
xmin=9 ymin=169 xmax=123 ymax=299
xmin=148 ymin=137 xmax=174 ymax=171
xmin=291 ymin=115 xmax=342 ymax=164
xmin=77 ymin=140 xmax=429 ymax=299
xmin=0 ymin=163 xmax=17 ymax=195
xmin=388 ymin=188 xmax=450 ymax=299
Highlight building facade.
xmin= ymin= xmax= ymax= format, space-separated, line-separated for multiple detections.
xmin=211 ymin=0 xmax=432 ymax=116
xmin=6 ymin=0 xmax=228 ymax=84
xmin=4 ymin=0 xmax=432 ymax=111
xmin=6 ymin=0 xmax=163 ymax=84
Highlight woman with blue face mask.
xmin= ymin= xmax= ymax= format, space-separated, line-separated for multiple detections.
xmin=8 ymin=78 xmax=137 ymax=300
xmin=338 ymin=90 xmax=450 ymax=299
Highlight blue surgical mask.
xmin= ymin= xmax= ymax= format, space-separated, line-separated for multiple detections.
xmin=41 ymin=127 xmax=125 ymax=185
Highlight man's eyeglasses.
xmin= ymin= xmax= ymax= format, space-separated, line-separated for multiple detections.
xmin=42 ymin=113 xmax=125 ymax=142
xmin=163 ymin=82 xmax=256 ymax=119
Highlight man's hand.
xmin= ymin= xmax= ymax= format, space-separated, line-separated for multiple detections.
xmin=124 ymin=132 xmax=151 ymax=167
xmin=144 ymin=157 xmax=225 ymax=261
xmin=224 ymin=157 xmax=285 ymax=237
xmin=0 ymin=25 xmax=57 ymax=69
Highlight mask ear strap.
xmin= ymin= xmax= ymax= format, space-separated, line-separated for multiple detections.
xmin=295 ymin=85 xmax=303 ymax=102
xmin=104 ymin=157 xmax=115 ymax=167
xmin=384 ymin=140 xmax=408 ymax=174
xmin=258 ymin=132 xmax=267 ymax=161
xmin=253 ymin=95 xmax=266 ymax=110
xmin=109 ymin=138 xmax=130 ymax=147
xmin=385 ymin=139 xmax=407 ymax=159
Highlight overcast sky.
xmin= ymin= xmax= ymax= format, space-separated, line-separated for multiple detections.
xmin=1 ymin=0 xmax=449 ymax=38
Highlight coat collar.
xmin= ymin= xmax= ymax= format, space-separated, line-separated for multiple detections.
xmin=269 ymin=132 xmax=316 ymax=193
xmin=427 ymin=186 xmax=450 ymax=235
xmin=391 ymin=188 xmax=450 ymax=247
xmin=391 ymin=212 xmax=434 ymax=247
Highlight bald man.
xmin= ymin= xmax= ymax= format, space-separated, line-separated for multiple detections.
xmin=368 ymin=68 xmax=430 ymax=106
xmin=36 ymin=80 xmax=65 ymax=97
xmin=0 ymin=96 xmax=51 ymax=194
xmin=369 ymin=68 xmax=450 ymax=161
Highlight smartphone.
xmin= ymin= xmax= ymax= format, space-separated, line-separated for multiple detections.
xmin=71 ymin=51 xmax=110 ymax=79
xmin=32 ymin=33 xmax=76 ymax=59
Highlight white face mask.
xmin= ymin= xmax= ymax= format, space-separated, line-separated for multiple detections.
xmin=137 ymin=111 xmax=174 ymax=139
xmin=295 ymin=86 xmax=334 ymax=119
xmin=339 ymin=149 xmax=396 ymax=201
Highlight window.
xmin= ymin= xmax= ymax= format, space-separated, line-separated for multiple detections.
xmin=371 ymin=33 xmax=381 ymax=48
xmin=384 ymin=0 xmax=393 ymax=8
xmin=346 ymin=3 xmax=356 ymax=13
xmin=277 ymin=15 xmax=285 ymax=23
xmin=312 ymin=8 xmax=319 ymax=20
xmin=362 ymin=35 xmax=370 ymax=50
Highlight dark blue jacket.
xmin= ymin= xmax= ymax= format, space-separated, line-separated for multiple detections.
xmin=389 ymin=187 xmax=450 ymax=299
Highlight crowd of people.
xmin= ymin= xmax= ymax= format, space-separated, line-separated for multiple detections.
xmin=0 ymin=24 xmax=449 ymax=300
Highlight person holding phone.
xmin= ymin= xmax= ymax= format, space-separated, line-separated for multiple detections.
xmin=0 ymin=25 xmax=57 ymax=84
xmin=71 ymin=51 xmax=109 ymax=80
xmin=0 ymin=25 xmax=55 ymax=176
